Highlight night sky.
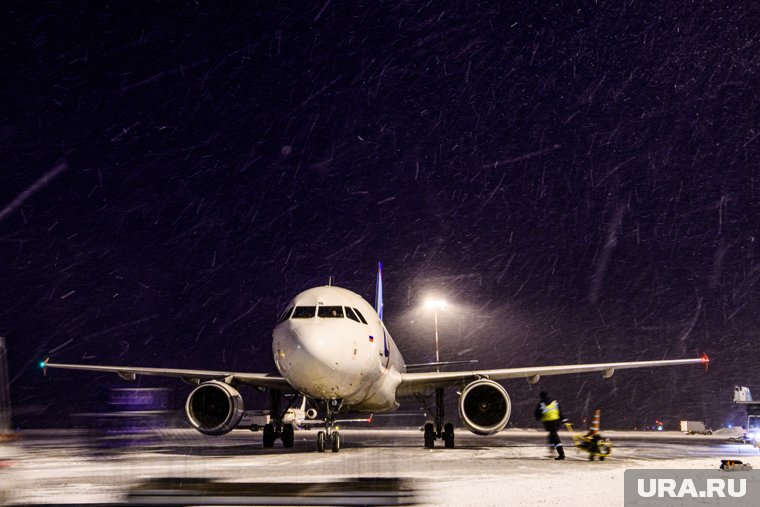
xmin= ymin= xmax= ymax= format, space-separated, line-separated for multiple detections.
xmin=2 ymin=1 xmax=759 ymax=430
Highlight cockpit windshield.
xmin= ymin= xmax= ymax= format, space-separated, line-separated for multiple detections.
xmin=287 ymin=305 xmax=363 ymax=321
xmin=317 ymin=306 xmax=344 ymax=318
xmin=344 ymin=306 xmax=360 ymax=322
xmin=277 ymin=306 xmax=293 ymax=324
xmin=353 ymin=308 xmax=368 ymax=324
xmin=292 ymin=306 xmax=316 ymax=318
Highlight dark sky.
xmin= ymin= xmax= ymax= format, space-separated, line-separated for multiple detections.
xmin=2 ymin=1 xmax=759 ymax=430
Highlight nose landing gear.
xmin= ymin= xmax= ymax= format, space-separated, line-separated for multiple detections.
xmin=316 ymin=399 xmax=342 ymax=453
xmin=317 ymin=429 xmax=341 ymax=452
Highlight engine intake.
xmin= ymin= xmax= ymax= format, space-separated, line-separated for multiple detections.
xmin=185 ymin=380 xmax=244 ymax=435
xmin=458 ymin=379 xmax=511 ymax=435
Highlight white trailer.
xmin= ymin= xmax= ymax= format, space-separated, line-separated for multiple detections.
xmin=680 ymin=420 xmax=710 ymax=434
xmin=238 ymin=410 xmax=271 ymax=431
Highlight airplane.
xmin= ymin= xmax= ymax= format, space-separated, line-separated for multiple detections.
xmin=279 ymin=396 xmax=372 ymax=430
xmin=283 ymin=396 xmax=319 ymax=428
xmin=42 ymin=262 xmax=709 ymax=452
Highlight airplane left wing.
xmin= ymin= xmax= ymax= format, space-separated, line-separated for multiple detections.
xmin=42 ymin=359 xmax=295 ymax=392
xmin=396 ymin=356 xmax=707 ymax=396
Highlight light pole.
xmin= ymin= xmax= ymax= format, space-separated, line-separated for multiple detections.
xmin=425 ymin=298 xmax=447 ymax=372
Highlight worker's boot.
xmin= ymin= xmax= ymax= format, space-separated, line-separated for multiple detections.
xmin=555 ymin=444 xmax=565 ymax=460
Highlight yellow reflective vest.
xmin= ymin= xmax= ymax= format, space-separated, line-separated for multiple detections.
xmin=540 ymin=401 xmax=560 ymax=422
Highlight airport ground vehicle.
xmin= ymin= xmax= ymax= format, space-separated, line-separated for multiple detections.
xmin=733 ymin=386 xmax=760 ymax=447
xmin=564 ymin=423 xmax=611 ymax=461
xmin=680 ymin=420 xmax=711 ymax=435
xmin=564 ymin=409 xmax=612 ymax=461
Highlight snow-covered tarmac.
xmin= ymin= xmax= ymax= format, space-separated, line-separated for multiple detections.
xmin=1 ymin=428 xmax=756 ymax=506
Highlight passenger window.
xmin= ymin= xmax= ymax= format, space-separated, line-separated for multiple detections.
xmin=344 ymin=307 xmax=360 ymax=323
xmin=277 ymin=307 xmax=293 ymax=324
xmin=318 ymin=306 xmax=344 ymax=318
xmin=353 ymin=308 xmax=368 ymax=324
xmin=292 ymin=306 xmax=316 ymax=318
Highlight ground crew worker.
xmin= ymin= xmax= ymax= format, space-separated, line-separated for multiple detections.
xmin=535 ymin=391 xmax=566 ymax=460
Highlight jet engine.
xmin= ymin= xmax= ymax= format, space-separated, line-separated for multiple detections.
xmin=185 ymin=380 xmax=244 ymax=436
xmin=458 ymin=379 xmax=511 ymax=435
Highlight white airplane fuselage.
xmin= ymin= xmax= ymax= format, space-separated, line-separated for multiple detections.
xmin=272 ymin=286 xmax=405 ymax=412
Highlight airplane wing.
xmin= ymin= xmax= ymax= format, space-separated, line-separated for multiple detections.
xmin=42 ymin=359 xmax=295 ymax=392
xmin=396 ymin=356 xmax=707 ymax=396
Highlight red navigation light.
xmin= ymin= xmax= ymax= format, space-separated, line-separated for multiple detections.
xmin=701 ymin=352 xmax=710 ymax=372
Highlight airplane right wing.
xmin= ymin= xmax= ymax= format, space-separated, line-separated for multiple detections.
xmin=396 ymin=355 xmax=708 ymax=396
xmin=42 ymin=359 xmax=296 ymax=392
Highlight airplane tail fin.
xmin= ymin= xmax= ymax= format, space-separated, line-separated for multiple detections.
xmin=375 ymin=261 xmax=384 ymax=321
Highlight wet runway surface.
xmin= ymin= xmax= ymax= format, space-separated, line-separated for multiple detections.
xmin=1 ymin=428 xmax=757 ymax=505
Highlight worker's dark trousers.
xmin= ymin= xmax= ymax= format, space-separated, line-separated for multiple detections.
xmin=544 ymin=421 xmax=564 ymax=457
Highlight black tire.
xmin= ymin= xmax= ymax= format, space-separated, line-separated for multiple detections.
xmin=282 ymin=424 xmax=295 ymax=448
xmin=263 ymin=424 xmax=276 ymax=448
xmin=332 ymin=431 xmax=341 ymax=452
xmin=317 ymin=431 xmax=326 ymax=453
xmin=444 ymin=423 xmax=455 ymax=449
xmin=424 ymin=422 xmax=435 ymax=449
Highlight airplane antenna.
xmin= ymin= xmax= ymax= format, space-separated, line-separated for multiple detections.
xmin=328 ymin=276 xmax=332 ymax=286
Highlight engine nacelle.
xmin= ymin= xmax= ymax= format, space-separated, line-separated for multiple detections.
xmin=185 ymin=380 xmax=244 ymax=436
xmin=306 ymin=408 xmax=318 ymax=420
xmin=458 ymin=379 xmax=511 ymax=436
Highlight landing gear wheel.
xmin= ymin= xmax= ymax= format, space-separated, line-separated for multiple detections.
xmin=424 ymin=422 xmax=435 ymax=449
xmin=599 ymin=443 xmax=611 ymax=460
xmin=444 ymin=423 xmax=455 ymax=449
xmin=282 ymin=424 xmax=295 ymax=448
xmin=317 ymin=431 xmax=326 ymax=453
xmin=263 ymin=423 xmax=276 ymax=448
xmin=332 ymin=431 xmax=341 ymax=452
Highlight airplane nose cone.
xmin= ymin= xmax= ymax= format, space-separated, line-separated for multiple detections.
xmin=293 ymin=324 xmax=343 ymax=371
xmin=273 ymin=323 xmax=340 ymax=380
xmin=273 ymin=322 xmax=363 ymax=400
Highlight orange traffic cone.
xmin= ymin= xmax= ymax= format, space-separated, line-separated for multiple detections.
xmin=588 ymin=409 xmax=601 ymax=435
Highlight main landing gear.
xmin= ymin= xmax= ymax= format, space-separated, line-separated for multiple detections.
xmin=423 ymin=388 xmax=455 ymax=449
xmin=263 ymin=421 xmax=295 ymax=448
xmin=317 ymin=399 xmax=342 ymax=453
xmin=261 ymin=390 xmax=296 ymax=449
